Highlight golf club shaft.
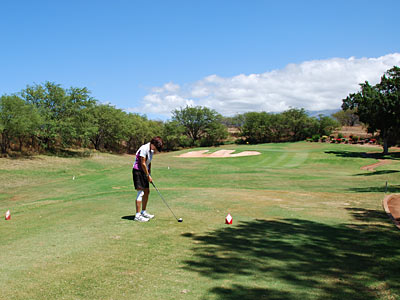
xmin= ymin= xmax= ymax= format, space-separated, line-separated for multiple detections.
xmin=151 ymin=182 xmax=179 ymax=221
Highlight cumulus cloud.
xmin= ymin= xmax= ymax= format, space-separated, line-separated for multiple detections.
xmin=129 ymin=53 xmax=400 ymax=118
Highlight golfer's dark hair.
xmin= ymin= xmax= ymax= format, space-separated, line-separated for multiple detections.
xmin=150 ymin=136 xmax=163 ymax=152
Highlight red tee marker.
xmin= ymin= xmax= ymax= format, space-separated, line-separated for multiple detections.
xmin=225 ymin=213 xmax=232 ymax=224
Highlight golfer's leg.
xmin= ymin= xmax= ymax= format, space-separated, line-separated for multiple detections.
xmin=142 ymin=188 xmax=150 ymax=210
xmin=136 ymin=190 xmax=144 ymax=213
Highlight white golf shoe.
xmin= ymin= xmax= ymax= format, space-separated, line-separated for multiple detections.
xmin=141 ymin=211 xmax=155 ymax=219
xmin=135 ymin=214 xmax=149 ymax=222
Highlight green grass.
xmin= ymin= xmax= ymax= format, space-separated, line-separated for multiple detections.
xmin=1 ymin=142 xmax=400 ymax=299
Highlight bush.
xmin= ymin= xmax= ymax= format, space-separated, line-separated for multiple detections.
xmin=312 ymin=134 xmax=320 ymax=142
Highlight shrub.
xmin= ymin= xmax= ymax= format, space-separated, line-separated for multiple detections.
xmin=312 ymin=134 xmax=320 ymax=142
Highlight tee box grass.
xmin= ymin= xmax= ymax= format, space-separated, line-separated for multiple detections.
xmin=1 ymin=142 xmax=400 ymax=299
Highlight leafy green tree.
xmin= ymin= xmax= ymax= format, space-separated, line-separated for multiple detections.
xmin=317 ymin=115 xmax=340 ymax=136
xmin=21 ymin=83 xmax=60 ymax=149
xmin=172 ymin=106 xmax=228 ymax=146
xmin=221 ymin=114 xmax=245 ymax=129
xmin=262 ymin=114 xmax=282 ymax=142
xmin=240 ymin=109 xmax=332 ymax=144
xmin=162 ymin=120 xmax=190 ymax=151
xmin=146 ymin=120 xmax=164 ymax=141
xmin=124 ymin=113 xmax=149 ymax=153
xmin=332 ymin=109 xmax=359 ymax=126
xmin=281 ymin=108 xmax=318 ymax=141
xmin=21 ymin=82 xmax=96 ymax=150
xmin=342 ymin=66 xmax=400 ymax=154
xmin=201 ymin=118 xmax=228 ymax=146
xmin=241 ymin=112 xmax=274 ymax=143
xmin=66 ymin=87 xmax=97 ymax=147
xmin=78 ymin=106 xmax=100 ymax=148
xmin=0 ymin=95 xmax=41 ymax=153
xmin=87 ymin=104 xmax=127 ymax=151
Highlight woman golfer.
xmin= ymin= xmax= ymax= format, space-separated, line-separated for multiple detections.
xmin=132 ymin=136 xmax=163 ymax=222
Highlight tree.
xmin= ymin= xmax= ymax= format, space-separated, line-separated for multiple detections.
xmin=241 ymin=112 xmax=274 ymax=143
xmin=162 ymin=120 xmax=190 ymax=151
xmin=124 ymin=113 xmax=149 ymax=154
xmin=221 ymin=114 xmax=245 ymax=129
xmin=342 ymin=66 xmax=400 ymax=154
xmin=200 ymin=118 xmax=228 ymax=146
xmin=65 ymin=87 xmax=97 ymax=147
xmin=87 ymin=104 xmax=127 ymax=151
xmin=21 ymin=82 xmax=96 ymax=150
xmin=281 ymin=108 xmax=318 ymax=141
xmin=172 ymin=106 xmax=228 ymax=146
xmin=317 ymin=115 xmax=340 ymax=136
xmin=332 ymin=109 xmax=359 ymax=126
xmin=240 ymin=109 xmax=335 ymax=144
xmin=21 ymin=83 xmax=61 ymax=150
xmin=0 ymin=95 xmax=41 ymax=153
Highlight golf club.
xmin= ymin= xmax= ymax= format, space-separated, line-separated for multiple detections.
xmin=151 ymin=181 xmax=182 ymax=222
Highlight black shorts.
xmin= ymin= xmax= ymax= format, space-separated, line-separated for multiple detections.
xmin=132 ymin=169 xmax=149 ymax=190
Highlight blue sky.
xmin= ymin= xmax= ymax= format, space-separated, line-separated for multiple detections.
xmin=1 ymin=0 xmax=399 ymax=120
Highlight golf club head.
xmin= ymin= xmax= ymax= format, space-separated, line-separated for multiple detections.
xmin=178 ymin=218 xmax=183 ymax=222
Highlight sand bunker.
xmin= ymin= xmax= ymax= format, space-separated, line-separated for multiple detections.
xmin=383 ymin=194 xmax=400 ymax=230
xmin=177 ymin=149 xmax=261 ymax=158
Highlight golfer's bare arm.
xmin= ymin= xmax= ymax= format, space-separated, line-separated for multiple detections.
xmin=140 ymin=157 xmax=152 ymax=182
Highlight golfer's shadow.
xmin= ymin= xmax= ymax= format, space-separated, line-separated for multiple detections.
xmin=121 ymin=215 xmax=136 ymax=221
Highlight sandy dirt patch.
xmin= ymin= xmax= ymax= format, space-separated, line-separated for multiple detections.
xmin=383 ymin=194 xmax=400 ymax=230
xmin=177 ymin=149 xmax=261 ymax=158
xmin=361 ymin=159 xmax=394 ymax=171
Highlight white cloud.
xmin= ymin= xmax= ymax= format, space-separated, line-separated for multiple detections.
xmin=129 ymin=53 xmax=400 ymax=118
xmin=151 ymin=82 xmax=180 ymax=93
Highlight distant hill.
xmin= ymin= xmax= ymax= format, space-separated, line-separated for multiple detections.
xmin=306 ymin=109 xmax=340 ymax=118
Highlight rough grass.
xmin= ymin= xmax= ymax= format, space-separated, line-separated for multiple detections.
xmin=1 ymin=142 xmax=400 ymax=299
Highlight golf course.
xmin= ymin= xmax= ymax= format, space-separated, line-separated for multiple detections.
xmin=1 ymin=142 xmax=400 ymax=299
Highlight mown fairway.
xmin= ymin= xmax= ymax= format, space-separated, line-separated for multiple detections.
xmin=1 ymin=142 xmax=400 ymax=300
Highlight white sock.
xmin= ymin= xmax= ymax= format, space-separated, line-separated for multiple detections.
xmin=135 ymin=212 xmax=141 ymax=218
xmin=141 ymin=210 xmax=146 ymax=214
